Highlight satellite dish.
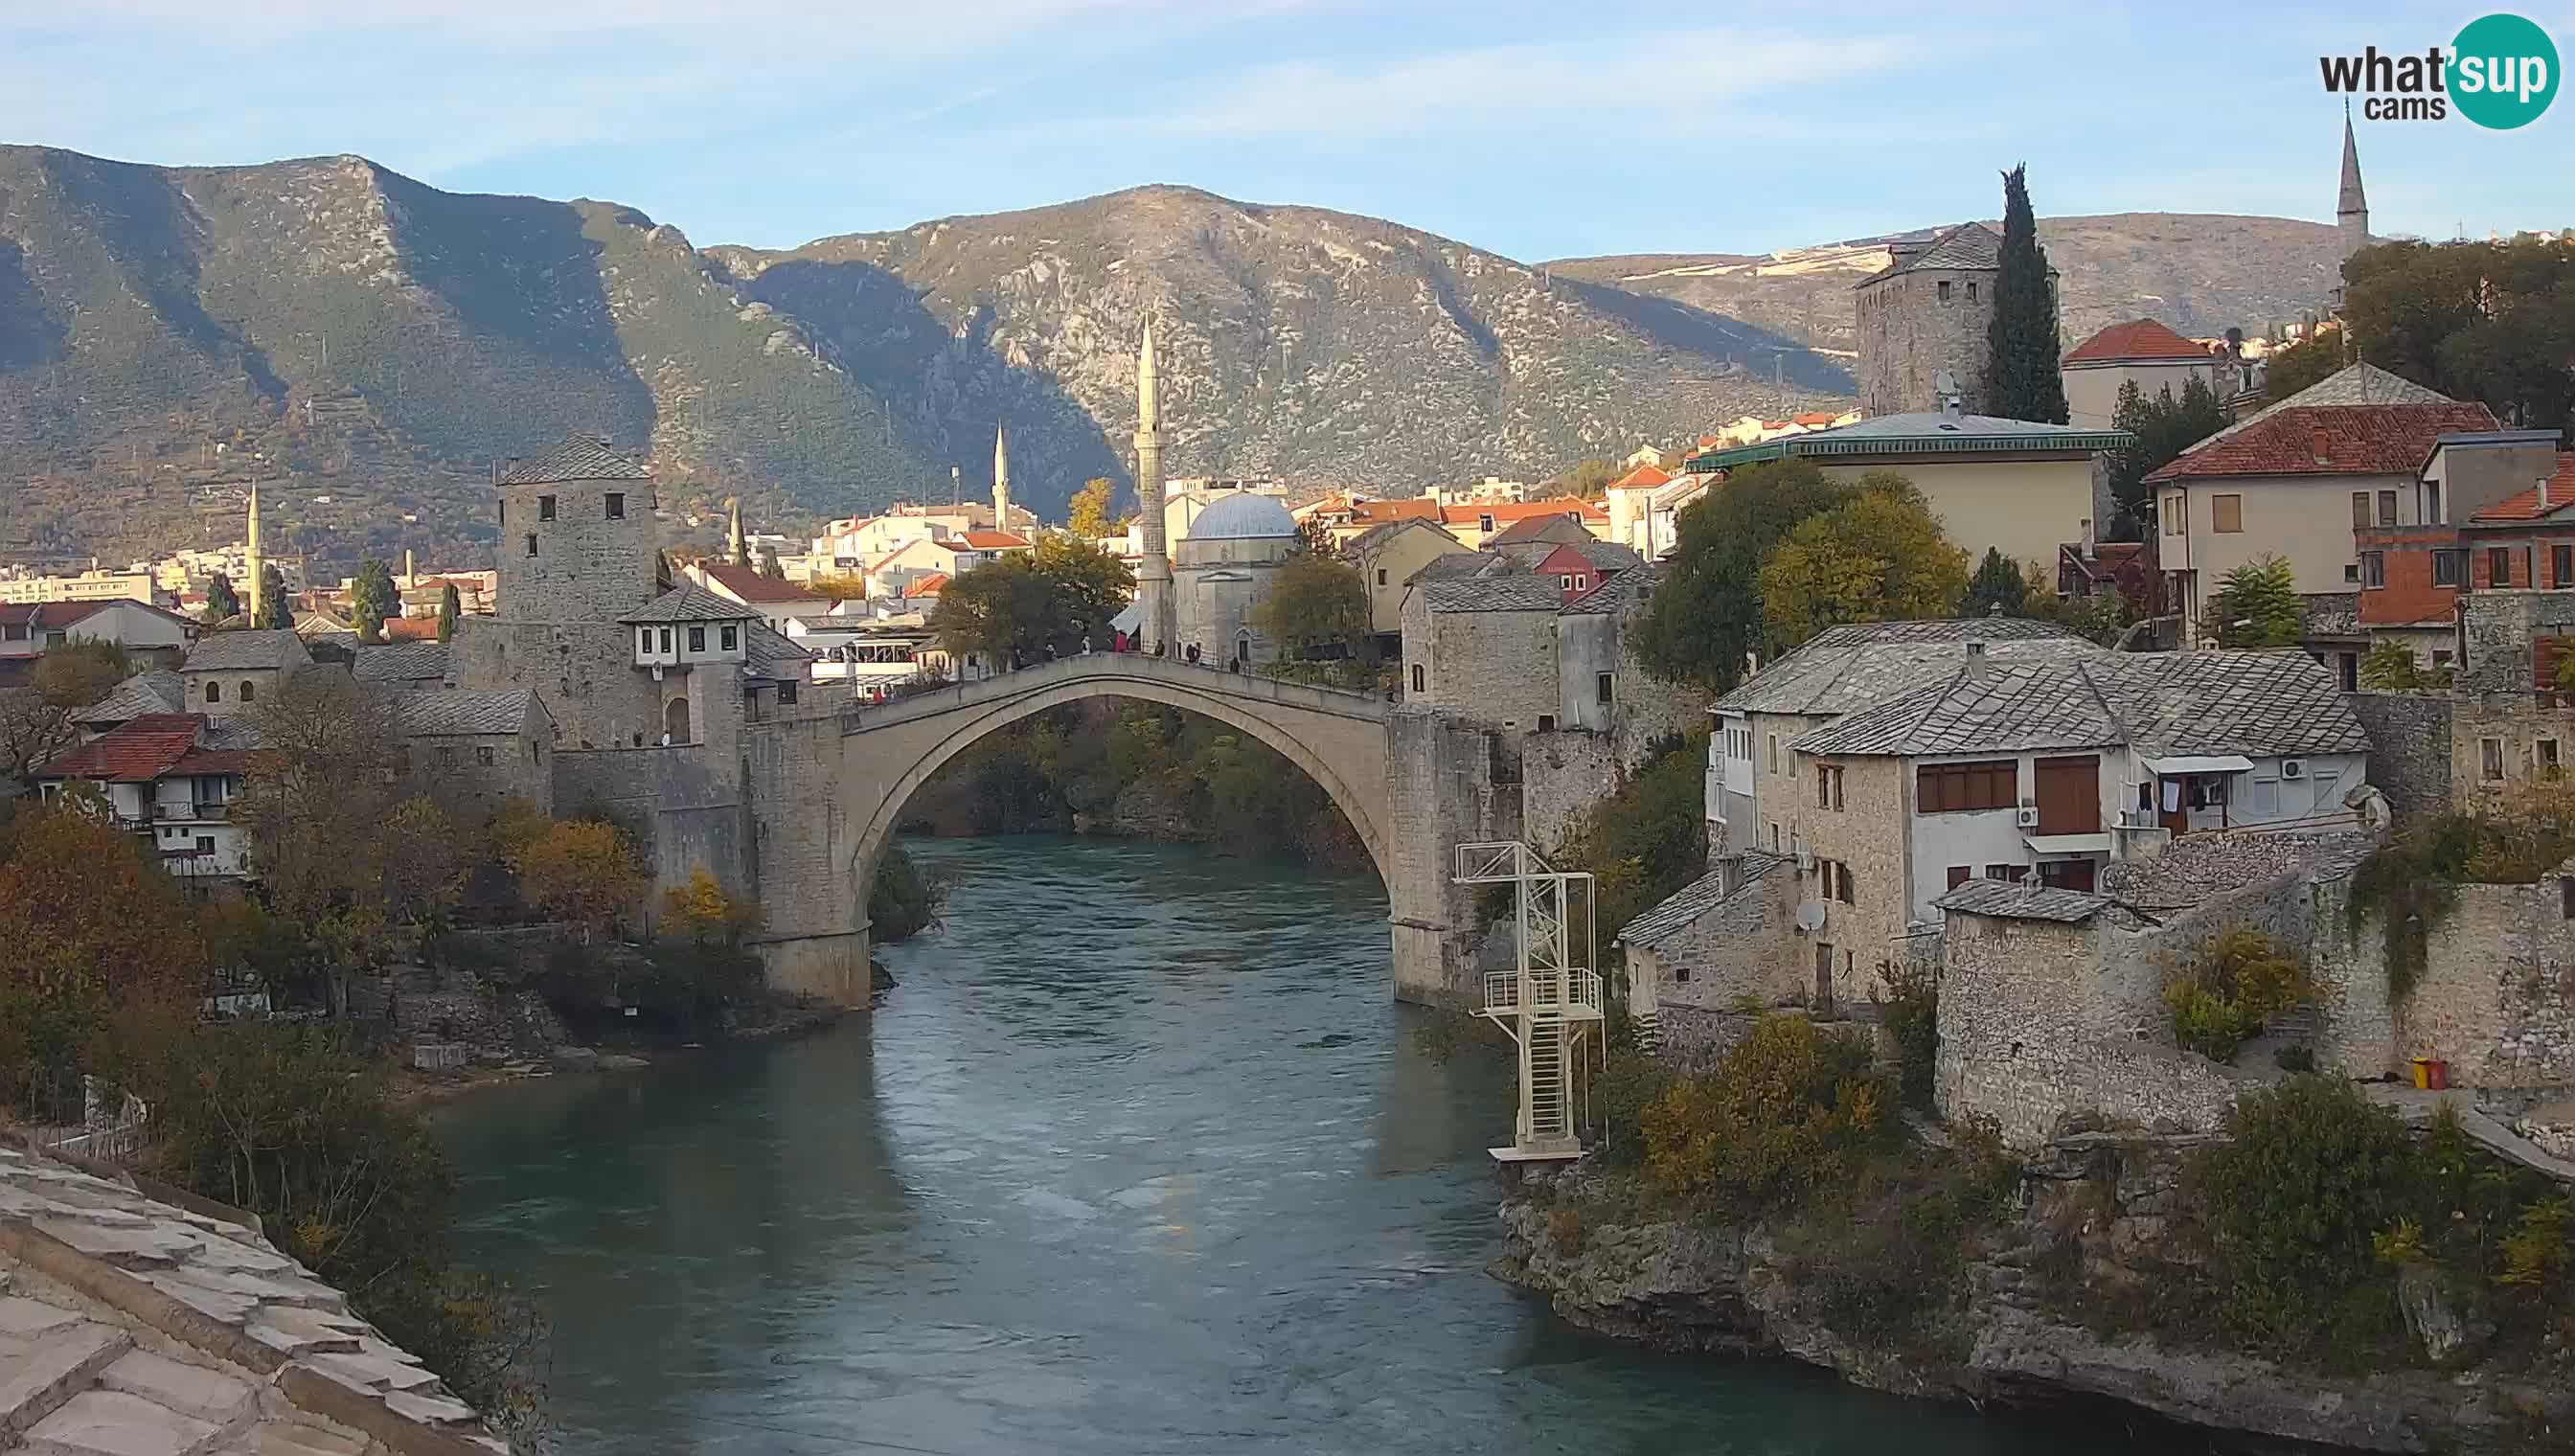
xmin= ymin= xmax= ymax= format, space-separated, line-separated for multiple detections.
xmin=1794 ymin=901 xmax=1828 ymax=934
xmin=1933 ymin=367 xmax=1960 ymax=396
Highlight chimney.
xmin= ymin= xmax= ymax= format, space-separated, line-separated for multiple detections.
xmin=2080 ymin=516 xmax=2096 ymax=559
xmin=2312 ymin=427 xmax=2333 ymax=465
xmin=1943 ymin=395 xmax=1964 ymax=421
xmin=2542 ymin=474 xmax=2552 ymax=510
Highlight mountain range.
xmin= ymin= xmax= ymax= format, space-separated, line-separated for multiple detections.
xmin=0 ymin=145 xmax=2341 ymax=569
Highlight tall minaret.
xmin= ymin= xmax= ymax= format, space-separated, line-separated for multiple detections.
xmin=243 ymin=482 xmax=264 ymax=625
xmin=2335 ymin=106 xmax=2369 ymax=308
xmin=1132 ymin=325 xmax=1174 ymax=650
xmin=991 ymin=424 xmax=1012 ymax=530
xmin=726 ymin=495 xmax=748 ymax=566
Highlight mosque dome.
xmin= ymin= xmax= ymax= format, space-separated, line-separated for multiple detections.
xmin=1184 ymin=491 xmax=1297 ymax=541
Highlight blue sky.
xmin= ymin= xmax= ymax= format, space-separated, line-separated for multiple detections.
xmin=4 ymin=1 xmax=2567 ymax=261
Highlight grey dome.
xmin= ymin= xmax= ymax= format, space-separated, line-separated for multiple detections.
xmin=1185 ymin=491 xmax=1297 ymax=541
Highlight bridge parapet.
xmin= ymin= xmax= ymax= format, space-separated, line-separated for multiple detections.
xmin=843 ymin=653 xmax=1387 ymax=737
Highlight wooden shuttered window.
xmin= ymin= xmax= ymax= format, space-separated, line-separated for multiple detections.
xmin=1916 ymin=759 xmax=2017 ymax=813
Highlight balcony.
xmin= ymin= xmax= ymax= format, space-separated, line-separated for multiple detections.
xmin=1481 ymin=968 xmax=1605 ymax=1020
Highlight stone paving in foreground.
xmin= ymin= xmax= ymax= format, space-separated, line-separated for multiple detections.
xmin=0 ymin=1140 xmax=504 ymax=1455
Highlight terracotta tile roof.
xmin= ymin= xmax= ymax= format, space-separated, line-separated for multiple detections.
xmin=2064 ymin=318 xmax=2209 ymax=365
xmin=1487 ymin=514 xmax=1601 ymax=546
xmin=1347 ymin=497 xmax=1441 ymax=523
xmin=0 ymin=601 xmax=108 ymax=630
xmin=171 ymin=745 xmax=268 ymax=775
xmin=381 ymin=616 xmax=441 ymax=641
xmin=1609 ymin=463 xmax=1673 ymax=491
xmin=2467 ymin=454 xmax=2575 ymax=522
xmin=697 ymin=561 xmax=825 ymax=604
xmin=1439 ymin=497 xmax=1607 ymax=527
xmin=903 ymin=573 xmax=948 ymax=598
xmin=959 ymin=531 xmax=1029 ymax=550
xmin=2144 ymin=402 xmax=2500 ymax=483
xmin=1791 ymin=411 xmax=1841 ymax=426
xmin=37 ymin=714 xmax=205 ymax=782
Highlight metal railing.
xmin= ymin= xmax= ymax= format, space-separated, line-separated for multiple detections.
xmin=1482 ymin=967 xmax=1604 ymax=1017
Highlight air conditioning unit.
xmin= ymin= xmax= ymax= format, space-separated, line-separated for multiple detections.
xmin=2015 ymin=806 xmax=2040 ymax=828
xmin=2282 ymin=759 xmax=2306 ymax=780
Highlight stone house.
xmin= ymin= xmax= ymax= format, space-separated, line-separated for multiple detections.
xmin=352 ymin=639 xmax=454 ymax=690
xmin=1400 ymin=575 xmax=1563 ymax=722
xmin=1853 ymin=222 xmax=2028 ymax=417
xmin=392 ymin=689 xmax=555 ymax=819
xmin=1681 ymin=406 xmax=2132 ymax=576
xmin=1616 ymin=850 xmax=1796 ymax=1054
xmin=2059 ymin=317 xmax=2222 ymax=431
xmin=2144 ymin=363 xmax=2496 ymax=643
xmin=1346 ymin=518 xmax=1468 ymax=646
xmin=177 ymin=629 xmax=312 ymax=716
xmin=2356 ymin=440 xmax=2574 ymax=670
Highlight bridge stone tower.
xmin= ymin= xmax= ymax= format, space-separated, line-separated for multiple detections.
xmin=1133 ymin=326 xmax=1176 ymax=651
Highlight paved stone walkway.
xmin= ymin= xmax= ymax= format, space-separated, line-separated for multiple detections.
xmin=2364 ymin=1085 xmax=2575 ymax=1183
xmin=0 ymin=1141 xmax=502 ymax=1455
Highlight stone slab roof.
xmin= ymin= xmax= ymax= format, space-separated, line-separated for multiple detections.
xmin=1561 ymin=562 xmax=1666 ymax=615
xmin=1790 ymin=648 xmax=2371 ymax=760
xmin=0 ymin=1138 xmax=501 ymax=1453
xmin=741 ymin=622 xmax=814 ymax=682
xmin=1421 ymin=575 xmax=1566 ymax=614
xmin=393 ymin=688 xmax=543 ymax=739
xmin=350 ymin=642 xmax=451 ymax=685
xmin=1617 ymin=852 xmax=1787 ymax=949
xmin=2099 ymin=830 xmax=2380 ymax=911
xmin=1859 ymin=222 xmax=2003 ymax=284
xmin=1714 ymin=618 xmax=2094 ymax=717
xmin=619 ymin=584 xmax=761 ymax=625
xmin=495 ymin=434 xmax=651 ymax=485
xmin=74 ymin=671 xmax=184 ymax=726
xmin=181 ymin=631 xmax=311 ymax=674
xmin=1933 ymin=877 xmax=2110 ymax=922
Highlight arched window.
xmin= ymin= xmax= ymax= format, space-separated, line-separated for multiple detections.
xmin=664 ymin=697 xmax=691 ymax=745
xmin=205 ymin=681 xmax=221 ymax=704
xmin=239 ymin=680 xmax=255 ymax=702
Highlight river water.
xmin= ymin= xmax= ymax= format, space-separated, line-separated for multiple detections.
xmin=439 ymin=835 xmax=2118 ymax=1455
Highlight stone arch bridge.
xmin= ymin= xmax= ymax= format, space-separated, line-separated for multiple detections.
xmin=738 ymin=655 xmax=1491 ymax=1009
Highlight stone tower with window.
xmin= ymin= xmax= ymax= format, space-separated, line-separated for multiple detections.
xmin=1854 ymin=222 xmax=2025 ymax=417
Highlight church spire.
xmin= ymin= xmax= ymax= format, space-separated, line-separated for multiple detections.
xmin=991 ymin=423 xmax=1012 ymax=528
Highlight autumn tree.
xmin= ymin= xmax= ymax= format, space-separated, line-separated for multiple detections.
xmin=205 ymin=572 xmax=241 ymax=623
xmin=511 ymin=819 xmax=646 ymax=941
xmin=352 ymin=557 xmax=397 ymax=644
xmin=1757 ymin=475 xmax=1971 ymax=650
xmin=2343 ymin=237 xmax=2575 ymax=430
xmin=2204 ymin=555 xmax=2303 ymax=648
xmin=436 ymin=582 xmax=461 ymax=642
xmin=1254 ymin=554 xmax=1371 ymax=659
xmin=32 ymin=639 xmax=131 ymax=710
xmin=1558 ymin=458 xmax=1622 ymax=499
xmin=236 ymin=671 xmax=405 ymax=1011
xmin=930 ymin=537 xmax=1134 ymax=668
xmin=1067 ymin=477 xmax=1121 ymax=538
xmin=1634 ymin=457 xmax=1856 ymax=692
xmin=659 ymin=867 xmax=761 ymax=946
xmin=1985 ymin=164 xmax=2069 ymax=424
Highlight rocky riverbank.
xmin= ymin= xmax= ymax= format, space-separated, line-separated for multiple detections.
xmin=1493 ymin=1135 xmax=2572 ymax=1454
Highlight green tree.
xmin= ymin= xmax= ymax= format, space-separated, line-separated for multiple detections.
xmin=930 ymin=537 xmax=1134 ymax=669
xmin=351 ymin=557 xmax=397 ymax=644
xmin=204 ymin=571 xmax=240 ymax=623
xmin=2108 ymin=375 xmax=2229 ymax=533
xmin=31 ymin=639 xmax=131 ymax=711
xmin=1635 ymin=457 xmax=1856 ymax=691
xmin=1984 ymin=164 xmax=2069 ymax=424
xmin=436 ymin=581 xmax=461 ymax=642
xmin=2358 ymin=639 xmax=2433 ymax=691
xmin=1757 ymin=475 xmax=1971 ymax=649
xmin=1960 ymin=546 xmax=2030 ymax=618
xmin=1253 ymin=554 xmax=1370 ymax=659
xmin=257 ymin=563 xmax=290 ymax=628
xmin=1558 ymin=458 xmax=1622 ymax=499
xmin=2262 ymin=327 xmax=2347 ymax=403
xmin=758 ymin=544 xmax=786 ymax=580
xmin=1067 ymin=477 xmax=1120 ymax=538
xmin=2340 ymin=237 xmax=2575 ymax=430
xmin=2205 ymin=554 xmax=2303 ymax=647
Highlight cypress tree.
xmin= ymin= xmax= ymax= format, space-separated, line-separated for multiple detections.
xmin=204 ymin=572 xmax=240 ymax=623
xmin=258 ymin=564 xmax=290 ymax=629
xmin=436 ymin=582 xmax=461 ymax=642
xmin=1985 ymin=164 xmax=2069 ymax=423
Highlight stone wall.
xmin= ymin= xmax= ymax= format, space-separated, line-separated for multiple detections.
xmin=495 ymin=475 xmax=662 ymax=625
xmin=1387 ymin=708 xmax=1524 ymax=1007
xmin=1857 ymin=265 xmax=1996 ymax=416
xmin=1635 ymin=860 xmax=1801 ymax=1016
xmin=741 ymin=708 xmax=869 ymax=1005
xmin=2347 ymin=691 xmax=2454 ymax=818
xmin=1419 ymin=605 xmax=1560 ymax=727
xmin=400 ymin=724 xmax=551 ymax=821
xmin=2450 ymin=692 xmax=2575 ymax=813
xmin=552 ymin=741 xmax=749 ymax=902
xmin=2325 ymin=874 xmax=2575 ymax=1088
xmin=455 ymin=618 xmax=667 ymax=752
xmin=1519 ymin=729 xmax=1622 ymax=853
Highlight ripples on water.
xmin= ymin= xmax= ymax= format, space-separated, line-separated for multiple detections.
xmin=440 ymin=835 xmax=2121 ymax=1455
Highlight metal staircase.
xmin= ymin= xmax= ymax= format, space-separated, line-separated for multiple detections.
xmin=1455 ymin=841 xmax=1604 ymax=1161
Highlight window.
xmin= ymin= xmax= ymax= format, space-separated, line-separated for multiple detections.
xmin=2556 ymin=545 xmax=2573 ymax=589
xmin=720 ymin=626 xmax=739 ymax=650
xmin=1766 ymin=735 xmax=1780 ymax=774
xmin=2351 ymin=491 xmax=2371 ymax=530
xmin=689 ymin=626 xmax=706 ymax=652
xmin=2163 ymin=495 xmax=2183 ymax=535
xmin=605 ymin=492 xmax=626 ymax=520
xmin=2377 ymin=489 xmax=2397 ymax=527
xmin=525 ymin=534 xmax=538 ymax=557
xmin=2483 ymin=545 xmax=2514 ymax=587
xmin=2540 ymin=739 xmax=2562 ymax=775
xmin=1536 ymin=714 xmax=1557 ymax=732
xmin=1560 ymin=575 xmax=1574 ymax=590
xmin=2426 ymin=481 xmax=2442 ymax=524
xmin=659 ymin=627 xmax=673 ymax=653
xmin=1768 ymin=822 xmax=1780 ymax=852
xmin=195 ymin=835 xmax=214 ymax=854
xmin=2434 ymin=550 xmax=2462 ymax=586
xmin=2362 ymin=552 xmax=2385 ymax=588
xmin=1984 ymin=863 xmax=2018 ymax=882
xmin=1946 ymin=865 xmax=1971 ymax=890
xmin=639 ymin=628 xmax=653 ymax=653
xmin=1377 ymin=568 xmax=1388 ymax=586
xmin=2211 ymin=494 xmax=2243 ymax=534
xmin=204 ymin=681 xmax=220 ymax=704
xmin=1595 ymin=671 xmax=1614 ymax=706
xmin=2345 ymin=563 xmax=2360 ymax=582
xmin=437 ymin=746 xmax=458 ymax=768
xmin=778 ymin=681 xmax=799 ymax=706
xmin=1477 ymin=513 xmax=1494 ymax=534
xmin=1818 ymin=859 xmax=1854 ymax=904
xmin=1815 ymin=763 xmax=1844 ymax=810
xmin=2432 ymin=648 xmax=2454 ymax=668
xmin=1916 ymin=759 xmax=2017 ymax=812
xmin=476 ymin=745 xmax=495 ymax=766
xmin=1938 ymin=280 xmax=1952 ymax=301
xmin=1410 ymin=665 xmax=1425 ymax=694
xmin=1574 ymin=575 xmax=1589 ymax=592
xmin=2482 ymin=737 xmax=2506 ymax=782
xmin=239 ymin=680 xmax=255 ymax=701
xmin=1966 ymin=281 xmax=1978 ymax=303
xmin=538 ymin=494 xmax=557 ymax=521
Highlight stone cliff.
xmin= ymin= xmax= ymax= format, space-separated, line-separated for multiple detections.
xmin=1493 ymin=1137 xmax=2571 ymax=1454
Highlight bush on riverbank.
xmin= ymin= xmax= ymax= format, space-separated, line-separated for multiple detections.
xmin=1543 ymin=733 xmax=1707 ymax=945
xmin=870 ymin=843 xmax=946 ymax=942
